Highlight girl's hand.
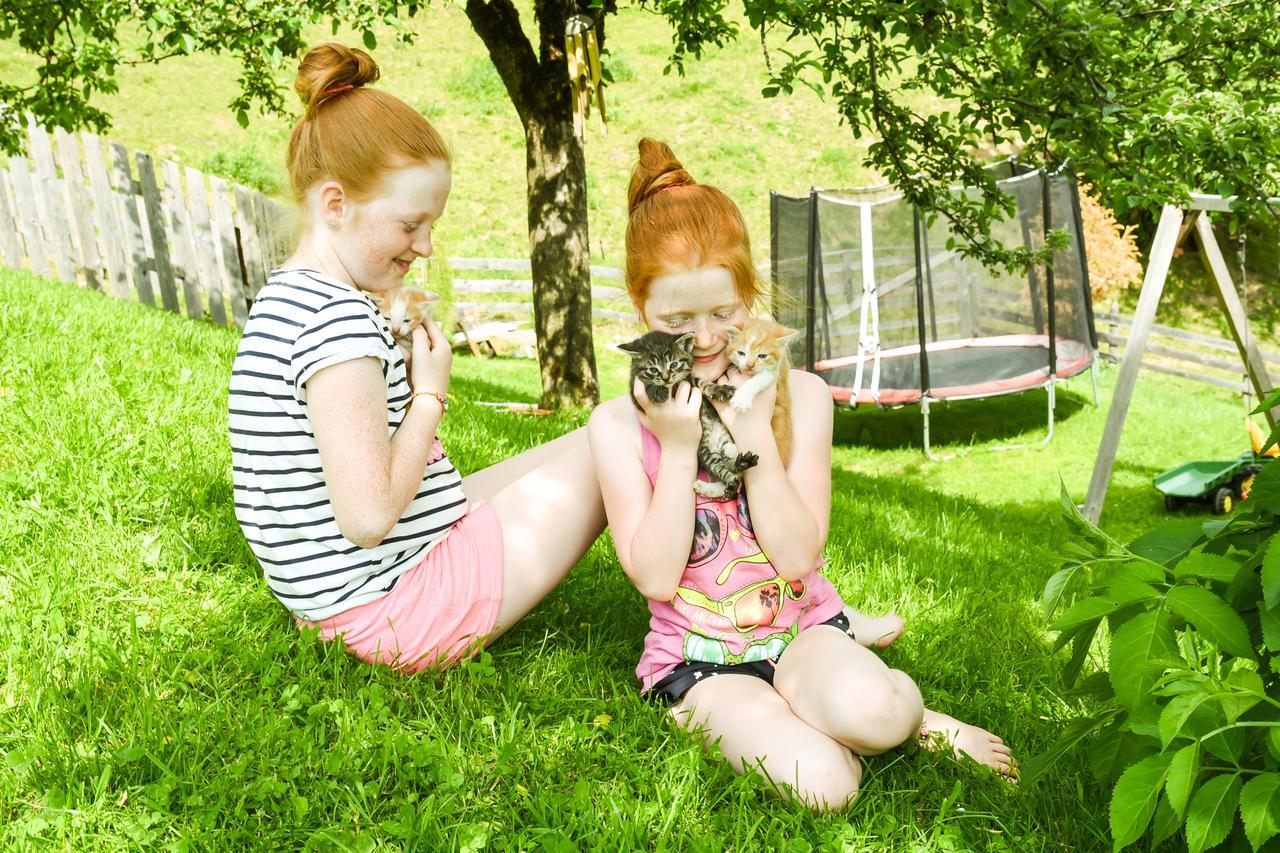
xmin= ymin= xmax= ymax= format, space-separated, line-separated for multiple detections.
xmin=634 ymin=378 xmax=702 ymax=452
xmin=409 ymin=317 xmax=452 ymax=394
xmin=711 ymin=369 xmax=776 ymax=444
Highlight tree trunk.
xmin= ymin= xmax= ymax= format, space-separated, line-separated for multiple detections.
xmin=526 ymin=113 xmax=599 ymax=408
xmin=464 ymin=0 xmax=600 ymax=409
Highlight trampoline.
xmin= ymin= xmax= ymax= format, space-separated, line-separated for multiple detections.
xmin=771 ymin=163 xmax=1099 ymax=458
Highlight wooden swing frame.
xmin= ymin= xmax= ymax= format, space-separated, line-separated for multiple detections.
xmin=1083 ymin=195 xmax=1279 ymax=523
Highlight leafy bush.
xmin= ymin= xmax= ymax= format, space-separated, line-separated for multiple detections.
xmin=1033 ymin=393 xmax=1280 ymax=852
xmin=1079 ymin=184 xmax=1144 ymax=304
xmin=199 ymin=144 xmax=283 ymax=196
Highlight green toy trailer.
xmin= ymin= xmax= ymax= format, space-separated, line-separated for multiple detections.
xmin=1154 ymin=451 xmax=1268 ymax=514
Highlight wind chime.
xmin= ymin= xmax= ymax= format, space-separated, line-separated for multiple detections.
xmin=564 ymin=14 xmax=606 ymax=140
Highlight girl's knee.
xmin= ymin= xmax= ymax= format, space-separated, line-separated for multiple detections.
xmin=842 ymin=669 xmax=924 ymax=751
xmin=791 ymin=750 xmax=861 ymax=813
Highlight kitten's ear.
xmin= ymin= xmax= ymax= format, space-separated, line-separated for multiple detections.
xmin=675 ymin=332 xmax=696 ymax=355
xmin=777 ymin=327 xmax=800 ymax=347
xmin=616 ymin=338 xmax=645 ymax=356
xmin=724 ymin=326 xmax=740 ymax=344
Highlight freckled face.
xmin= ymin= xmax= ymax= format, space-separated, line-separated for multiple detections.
xmin=334 ymin=160 xmax=451 ymax=294
xmin=641 ymin=265 xmax=751 ymax=380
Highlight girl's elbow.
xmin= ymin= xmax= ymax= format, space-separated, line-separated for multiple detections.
xmin=336 ymin=511 xmax=391 ymax=549
xmin=637 ymin=579 xmax=677 ymax=603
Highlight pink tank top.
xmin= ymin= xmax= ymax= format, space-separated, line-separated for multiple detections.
xmin=635 ymin=421 xmax=845 ymax=691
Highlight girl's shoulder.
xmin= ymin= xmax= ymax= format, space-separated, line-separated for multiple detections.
xmin=587 ymin=395 xmax=645 ymax=458
xmin=787 ymin=369 xmax=833 ymax=410
xmin=588 ymin=394 xmax=641 ymax=434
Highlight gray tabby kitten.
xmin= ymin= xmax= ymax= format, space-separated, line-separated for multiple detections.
xmin=619 ymin=331 xmax=759 ymax=499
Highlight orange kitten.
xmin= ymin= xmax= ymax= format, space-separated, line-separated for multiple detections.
xmin=725 ymin=317 xmax=798 ymax=465
xmin=370 ymin=286 xmax=441 ymax=346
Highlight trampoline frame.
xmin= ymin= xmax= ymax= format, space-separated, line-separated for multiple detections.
xmin=774 ymin=162 xmax=1100 ymax=459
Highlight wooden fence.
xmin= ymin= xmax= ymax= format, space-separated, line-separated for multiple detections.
xmin=0 ymin=117 xmax=287 ymax=329
xmin=0 ymin=119 xmax=642 ymax=336
xmin=1096 ymin=309 xmax=1280 ymax=398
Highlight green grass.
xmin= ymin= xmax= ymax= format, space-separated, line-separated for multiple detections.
xmin=0 ymin=266 xmax=1253 ymax=848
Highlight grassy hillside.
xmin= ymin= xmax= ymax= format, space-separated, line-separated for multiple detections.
xmin=0 ymin=7 xmax=918 ymax=265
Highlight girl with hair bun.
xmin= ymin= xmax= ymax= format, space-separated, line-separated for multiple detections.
xmin=229 ymin=44 xmax=604 ymax=670
xmin=588 ymin=138 xmax=1015 ymax=810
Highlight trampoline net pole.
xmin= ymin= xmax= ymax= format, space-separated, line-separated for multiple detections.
xmin=912 ymin=206 xmax=932 ymax=397
xmin=1043 ymin=171 xmax=1059 ymax=377
xmin=770 ymin=191 xmax=779 ymax=319
xmin=805 ymin=189 xmax=818 ymax=372
xmin=1067 ymin=175 xmax=1100 ymax=350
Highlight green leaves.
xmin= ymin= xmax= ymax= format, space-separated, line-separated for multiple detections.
xmin=1131 ymin=520 xmax=1207 ymax=566
xmin=1164 ymin=743 xmax=1199 ymax=818
xmin=1109 ymin=609 xmax=1176 ymax=712
xmin=1110 ymin=752 xmax=1172 ymax=850
xmin=1241 ymin=772 xmax=1280 ymax=849
xmin=1173 ymin=552 xmax=1240 ymax=585
xmin=1043 ymin=441 xmax=1280 ymax=853
xmin=1165 ymin=585 xmax=1255 ymax=659
xmin=1185 ymin=773 xmax=1240 ymax=853
xmin=1262 ymin=537 xmax=1280 ymax=609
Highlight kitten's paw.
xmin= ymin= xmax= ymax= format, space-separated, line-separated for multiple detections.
xmin=705 ymin=383 xmax=736 ymax=402
xmin=734 ymin=452 xmax=759 ymax=471
xmin=729 ymin=391 xmax=753 ymax=412
xmin=693 ymin=480 xmax=728 ymax=499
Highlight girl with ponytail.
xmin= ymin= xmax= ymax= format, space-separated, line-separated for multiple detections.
xmin=229 ymin=44 xmax=604 ymax=671
xmin=589 ymin=138 xmax=1015 ymax=810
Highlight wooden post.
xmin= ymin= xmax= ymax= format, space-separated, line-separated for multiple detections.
xmin=186 ymin=167 xmax=226 ymax=326
xmin=135 ymin=152 xmax=179 ymax=312
xmin=1193 ymin=214 xmax=1278 ymax=427
xmin=253 ymin=190 xmax=285 ymax=273
xmin=0 ymin=171 xmax=24 ymax=268
xmin=82 ymin=134 xmax=131 ymax=299
xmin=52 ymin=128 xmax=102 ymax=290
xmin=162 ymin=160 xmax=204 ymax=319
xmin=8 ymin=157 xmax=49 ymax=277
xmin=108 ymin=142 xmax=154 ymax=306
xmin=1083 ymin=205 xmax=1189 ymax=524
xmin=210 ymin=176 xmax=248 ymax=328
xmin=233 ymin=183 xmax=266 ymax=298
xmin=25 ymin=120 xmax=77 ymax=282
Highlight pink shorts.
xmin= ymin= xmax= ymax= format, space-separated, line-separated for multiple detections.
xmin=301 ymin=502 xmax=505 ymax=671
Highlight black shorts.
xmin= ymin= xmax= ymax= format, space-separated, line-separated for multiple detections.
xmin=644 ymin=611 xmax=855 ymax=706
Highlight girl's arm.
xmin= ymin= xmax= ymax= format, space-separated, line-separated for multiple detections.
xmin=716 ymin=369 xmax=833 ymax=580
xmin=308 ymin=321 xmax=451 ymax=548
xmin=587 ymin=386 xmax=701 ymax=602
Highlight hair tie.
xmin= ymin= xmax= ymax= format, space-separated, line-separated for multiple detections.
xmin=324 ymin=84 xmax=355 ymax=96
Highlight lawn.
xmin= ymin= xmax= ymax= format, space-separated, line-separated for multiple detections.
xmin=0 ymin=263 xmax=1252 ymax=849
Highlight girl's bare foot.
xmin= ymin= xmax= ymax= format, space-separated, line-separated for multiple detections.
xmin=919 ymin=709 xmax=1017 ymax=780
xmin=844 ymin=606 xmax=905 ymax=649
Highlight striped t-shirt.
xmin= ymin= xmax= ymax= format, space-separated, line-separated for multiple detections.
xmin=228 ymin=268 xmax=468 ymax=621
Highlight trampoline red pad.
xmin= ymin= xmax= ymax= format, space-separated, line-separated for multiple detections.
xmin=814 ymin=335 xmax=1093 ymax=405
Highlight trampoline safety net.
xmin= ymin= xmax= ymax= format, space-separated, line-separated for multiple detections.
xmin=770 ymin=164 xmax=1098 ymax=407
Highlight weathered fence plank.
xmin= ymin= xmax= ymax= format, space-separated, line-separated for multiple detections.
xmin=26 ymin=121 xmax=77 ymax=282
xmin=82 ymin=134 xmax=131 ymax=299
xmin=233 ymin=183 xmax=266 ymax=296
xmin=136 ymin=152 xmax=179 ymax=312
xmin=53 ymin=128 xmax=102 ymax=290
xmin=185 ymin=167 xmax=226 ymax=326
xmin=162 ymin=160 xmax=203 ymax=319
xmin=0 ymin=172 xmax=24 ymax=268
xmin=8 ymin=157 xmax=49 ymax=278
xmin=210 ymin=176 xmax=248 ymax=328
xmin=108 ymin=142 xmax=154 ymax=306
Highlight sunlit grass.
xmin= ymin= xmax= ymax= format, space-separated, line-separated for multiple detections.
xmin=0 ymin=265 xmax=1255 ymax=848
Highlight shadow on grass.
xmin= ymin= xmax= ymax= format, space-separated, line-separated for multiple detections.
xmin=832 ymin=384 xmax=1093 ymax=453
